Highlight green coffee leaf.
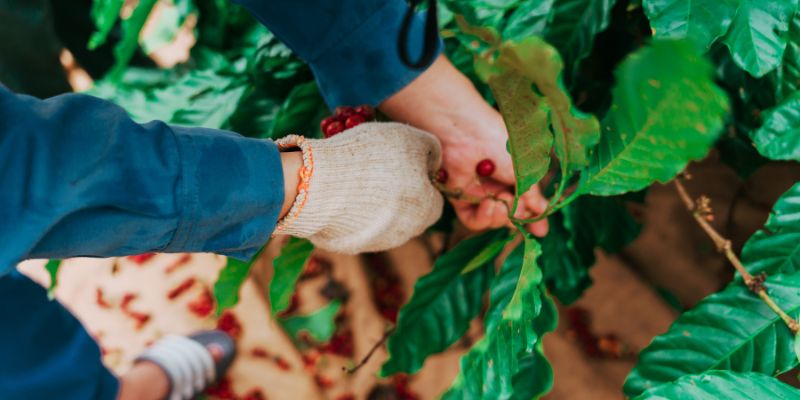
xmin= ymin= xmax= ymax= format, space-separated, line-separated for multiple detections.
xmin=489 ymin=72 xmax=553 ymax=195
xmin=213 ymin=257 xmax=253 ymax=315
xmin=642 ymin=0 xmax=739 ymax=50
xmin=633 ymin=371 xmax=800 ymax=399
xmin=444 ymin=237 xmax=551 ymax=400
xmin=741 ymin=182 xmax=800 ymax=275
xmin=543 ymin=0 xmax=617 ymax=81
xmin=778 ymin=13 xmax=800 ymax=101
xmin=502 ymin=0 xmax=554 ymax=41
xmin=45 ymin=259 xmax=61 ymax=300
xmin=462 ymin=230 xmax=514 ymax=274
xmin=496 ymin=37 xmax=601 ymax=177
xmin=381 ymin=229 xmax=504 ymax=376
xmin=280 ymin=300 xmax=341 ymax=342
xmin=266 ymin=81 xmax=327 ymax=139
xmin=624 ymin=272 xmax=800 ymax=397
xmin=750 ymin=92 xmax=800 ymax=162
xmin=270 ymin=238 xmax=314 ymax=315
xmin=107 ymin=0 xmax=159 ymax=81
xmin=722 ymin=0 xmax=799 ymax=78
xmin=578 ymin=39 xmax=728 ymax=196
xmin=87 ymin=0 xmax=124 ymax=50
xmin=540 ymin=214 xmax=591 ymax=304
xmin=794 ymin=331 xmax=800 ymax=364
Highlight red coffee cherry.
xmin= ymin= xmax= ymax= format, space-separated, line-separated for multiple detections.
xmin=345 ymin=114 xmax=365 ymax=129
xmin=435 ymin=168 xmax=448 ymax=183
xmin=354 ymin=105 xmax=374 ymax=120
xmin=320 ymin=116 xmax=337 ymax=132
xmin=324 ymin=120 xmax=345 ymax=138
xmin=475 ymin=158 xmax=495 ymax=177
xmin=334 ymin=106 xmax=355 ymax=118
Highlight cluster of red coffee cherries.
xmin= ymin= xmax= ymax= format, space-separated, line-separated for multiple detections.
xmin=320 ymin=105 xmax=375 ymax=138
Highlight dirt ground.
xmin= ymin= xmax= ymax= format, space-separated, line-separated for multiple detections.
xmin=18 ymin=156 xmax=800 ymax=400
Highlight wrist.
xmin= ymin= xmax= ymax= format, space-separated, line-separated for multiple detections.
xmin=279 ymin=151 xmax=302 ymax=219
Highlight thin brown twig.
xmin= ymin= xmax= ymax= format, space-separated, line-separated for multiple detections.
xmin=430 ymin=176 xmax=511 ymax=214
xmin=674 ymin=176 xmax=799 ymax=335
xmin=345 ymin=327 xmax=396 ymax=374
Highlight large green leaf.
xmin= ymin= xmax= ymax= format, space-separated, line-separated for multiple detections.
xmin=510 ymin=292 xmax=558 ymax=400
xmin=265 ymin=81 xmax=327 ymax=139
xmin=87 ymin=0 xmax=125 ymax=50
xmin=642 ymin=0 xmax=739 ymax=50
xmin=381 ymin=230 xmax=505 ymax=376
xmin=502 ymin=0 xmax=554 ymax=41
xmin=741 ymin=182 xmax=800 ymax=275
xmin=495 ymin=37 xmax=601 ymax=179
xmin=489 ymin=72 xmax=553 ymax=195
xmin=45 ymin=259 xmax=61 ymax=300
xmin=269 ymin=238 xmax=314 ymax=315
xmin=778 ymin=13 xmax=800 ymax=101
xmin=444 ymin=237 xmax=551 ymax=400
xmin=89 ymin=69 xmax=249 ymax=129
xmin=578 ymin=39 xmax=729 ymax=196
xmin=543 ymin=0 xmax=617 ymax=81
xmin=633 ymin=370 xmax=800 ymax=399
xmin=750 ymin=92 xmax=800 ymax=161
xmin=722 ymin=0 xmax=799 ymax=78
xmin=624 ymin=272 xmax=800 ymax=397
xmin=280 ymin=300 xmax=341 ymax=342
xmin=540 ymin=213 xmax=592 ymax=304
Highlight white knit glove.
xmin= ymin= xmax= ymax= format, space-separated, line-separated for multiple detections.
xmin=274 ymin=122 xmax=444 ymax=254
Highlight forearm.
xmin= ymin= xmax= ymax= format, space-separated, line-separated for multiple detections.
xmin=230 ymin=0 xmax=441 ymax=107
xmin=0 ymin=87 xmax=287 ymax=274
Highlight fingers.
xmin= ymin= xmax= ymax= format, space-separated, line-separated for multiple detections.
xmin=519 ymin=186 xmax=550 ymax=237
xmin=452 ymin=186 xmax=514 ymax=231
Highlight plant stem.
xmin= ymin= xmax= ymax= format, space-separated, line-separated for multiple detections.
xmin=345 ymin=327 xmax=395 ymax=374
xmin=673 ymin=177 xmax=799 ymax=335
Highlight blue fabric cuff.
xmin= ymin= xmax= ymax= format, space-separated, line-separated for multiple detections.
xmin=167 ymin=127 xmax=283 ymax=261
xmin=307 ymin=1 xmax=442 ymax=108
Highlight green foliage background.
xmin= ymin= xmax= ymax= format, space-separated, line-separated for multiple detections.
xmin=82 ymin=0 xmax=800 ymax=398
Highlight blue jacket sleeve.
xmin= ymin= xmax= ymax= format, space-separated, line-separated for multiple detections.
xmin=0 ymin=86 xmax=284 ymax=275
xmin=231 ymin=0 xmax=442 ymax=108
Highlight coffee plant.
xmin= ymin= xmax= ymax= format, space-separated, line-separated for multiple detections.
xmin=70 ymin=0 xmax=800 ymax=398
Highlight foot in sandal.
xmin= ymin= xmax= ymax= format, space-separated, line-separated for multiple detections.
xmin=118 ymin=330 xmax=236 ymax=400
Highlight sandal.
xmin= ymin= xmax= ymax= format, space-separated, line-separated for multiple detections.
xmin=135 ymin=330 xmax=236 ymax=400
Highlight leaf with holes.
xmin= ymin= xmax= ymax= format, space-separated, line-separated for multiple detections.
xmin=623 ymin=272 xmax=800 ymax=397
xmin=270 ymin=238 xmax=314 ymax=315
xmin=577 ymin=39 xmax=728 ymax=196
xmin=722 ymin=0 xmax=799 ymax=78
xmin=741 ymin=182 xmax=800 ymax=276
xmin=489 ymin=72 xmax=553 ymax=197
xmin=495 ymin=37 xmax=601 ymax=179
xmin=642 ymin=0 xmax=739 ymax=50
xmin=751 ymin=92 xmax=800 ymax=162
xmin=381 ymin=229 xmax=505 ymax=376
xmin=633 ymin=370 xmax=800 ymax=399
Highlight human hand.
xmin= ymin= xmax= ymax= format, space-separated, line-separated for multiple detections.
xmin=379 ymin=55 xmax=549 ymax=236
xmin=274 ymin=122 xmax=444 ymax=254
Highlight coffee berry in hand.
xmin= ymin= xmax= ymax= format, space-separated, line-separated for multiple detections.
xmin=475 ymin=159 xmax=495 ymax=177
xmin=435 ymin=168 xmax=448 ymax=184
xmin=322 ymin=104 xmax=376 ymax=138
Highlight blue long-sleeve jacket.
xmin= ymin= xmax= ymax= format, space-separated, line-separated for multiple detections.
xmin=1 ymin=0 xmax=437 ymax=275
xmin=0 ymin=2 xmax=439 ymax=399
